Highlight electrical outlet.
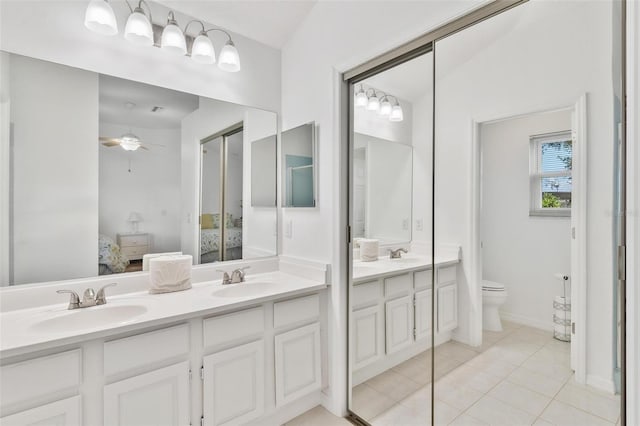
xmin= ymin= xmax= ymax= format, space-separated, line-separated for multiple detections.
xmin=416 ymin=219 xmax=423 ymax=231
xmin=285 ymin=220 xmax=293 ymax=238
xmin=402 ymin=219 xmax=409 ymax=230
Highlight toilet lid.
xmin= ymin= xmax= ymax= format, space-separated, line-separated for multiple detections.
xmin=482 ymin=281 xmax=505 ymax=291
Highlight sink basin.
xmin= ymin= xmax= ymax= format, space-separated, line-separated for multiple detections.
xmin=30 ymin=304 xmax=148 ymax=333
xmin=386 ymin=257 xmax=425 ymax=264
xmin=212 ymin=282 xmax=281 ymax=298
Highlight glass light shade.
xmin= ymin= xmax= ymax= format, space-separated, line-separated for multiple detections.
xmin=366 ymin=95 xmax=380 ymax=111
xmin=191 ymin=33 xmax=216 ymax=64
xmin=84 ymin=0 xmax=118 ymax=36
xmin=161 ymin=21 xmax=187 ymax=55
xmin=355 ymin=91 xmax=368 ymax=107
xmin=389 ymin=104 xmax=404 ymax=122
xmin=218 ymin=41 xmax=241 ymax=72
xmin=120 ymin=134 xmax=141 ymax=151
xmin=124 ymin=8 xmax=153 ymax=46
xmin=379 ymin=99 xmax=392 ymax=116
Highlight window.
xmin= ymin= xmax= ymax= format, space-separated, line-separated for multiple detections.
xmin=529 ymin=131 xmax=572 ymax=217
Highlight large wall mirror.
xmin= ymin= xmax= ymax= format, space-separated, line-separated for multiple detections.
xmin=1 ymin=52 xmax=277 ymax=286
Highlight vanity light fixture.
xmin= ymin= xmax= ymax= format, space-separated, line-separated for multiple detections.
xmin=84 ymin=0 xmax=118 ymax=35
xmin=355 ymin=85 xmax=404 ymax=121
xmin=84 ymin=0 xmax=242 ymax=72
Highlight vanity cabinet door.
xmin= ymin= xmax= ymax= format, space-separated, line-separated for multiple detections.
xmin=414 ymin=289 xmax=433 ymax=340
xmin=352 ymin=305 xmax=383 ymax=370
xmin=274 ymin=323 xmax=322 ymax=407
xmin=0 ymin=395 xmax=81 ymax=426
xmin=385 ymin=296 xmax=413 ymax=354
xmin=103 ymin=361 xmax=190 ymax=426
xmin=202 ymin=340 xmax=265 ymax=426
xmin=437 ymin=284 xmax=458 ymax=332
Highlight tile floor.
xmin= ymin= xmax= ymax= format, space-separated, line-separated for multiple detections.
xmin=349 ymin=321 xmax=621 ymax=426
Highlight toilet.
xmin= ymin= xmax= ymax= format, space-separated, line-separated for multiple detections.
xmin=482 ymin=280 xmax=508 ymax=332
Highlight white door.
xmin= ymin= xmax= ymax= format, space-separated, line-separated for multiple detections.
xmin=0 ymin=396 xmax=81 ymax=426
xmin=103 ymin=361 xmax=190 ymax=426
xmin=438 ymin=284 xmax=458 ymax=332
xmin=414 ymin=289 xmax=433 ymax=340
xmin=385 ymin=296 xmax=413 ymax=354
xmin=274 ymin=323 xmax=322 ymax=407
xmin=203 ymin=340 xmax=264 ymax=426
xmin=352 ymin=305 xmax=383 ymax=369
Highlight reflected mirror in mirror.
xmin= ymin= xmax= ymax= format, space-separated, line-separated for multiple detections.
xmin=281 ymin=122 xmax=316 ymax=207
xmin=1 ymin=52 xmax=278 ymax=286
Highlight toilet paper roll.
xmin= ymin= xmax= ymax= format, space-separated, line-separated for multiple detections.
xmin=149 ymin=255 xmax=193 ymax=294
xmin=359 ymin=239 xmax=379 ymax=262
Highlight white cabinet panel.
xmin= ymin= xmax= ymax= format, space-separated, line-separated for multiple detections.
xmin=273 ymin=294 xmax=320 ymax=329
xmin=104 ymin=361 xmax=190 ymax=426
xmin=414 ymin=289 xmax=433 ymax=340
xmin=274 ymin=323 xmax=321 ymax=407
xmin=437 ymin=266 xmax=456 ymax=284
xmin=414 ymin=269 xmax=433 ymax=290
xmin=0 ymin=396 xmax=81 ymax=426
xmin=203 ymin=340 xmax=264 ymax=426
xmin=352 ymin=305 xmax=383 ymax=370
xmin=438 ymin=284 xmax=458 ymax=332
xmin=384 ymin=274 xmax=412 ymax=298
xmin=203 ymin=307 xmax=264 ymax=348
xmin=385 ymin=296 xmax=413 ymax=354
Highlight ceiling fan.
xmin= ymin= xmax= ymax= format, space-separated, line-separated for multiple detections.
xmin=99 ymin=133 xmax=153 ymax=151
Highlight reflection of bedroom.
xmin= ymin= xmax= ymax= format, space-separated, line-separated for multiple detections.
xmin=98 ymin=75 xmax=198 ymax=275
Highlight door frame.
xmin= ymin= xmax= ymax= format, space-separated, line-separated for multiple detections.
xmin=469 ymin=97 xmax=588 ymax=383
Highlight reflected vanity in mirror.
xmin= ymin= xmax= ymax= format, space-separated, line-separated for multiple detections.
xmin=281 ymin=122 xmax=316 ymax=207
xmin=1 ymin=51 xmax=278 ymax=286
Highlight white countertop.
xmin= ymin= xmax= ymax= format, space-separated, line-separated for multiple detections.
xmin=0 ymin=271 xmax=327 ymax=359
xmin=353 ymin=253 xmax=460 ymax=282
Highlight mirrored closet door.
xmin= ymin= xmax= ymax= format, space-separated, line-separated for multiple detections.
xmin=347 ymin=1 xmax=625 ymax=424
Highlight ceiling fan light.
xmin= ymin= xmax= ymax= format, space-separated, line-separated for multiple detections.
xmin=389 ymin=104 xmax=404 ymax=122
xmin=124 ymin=8 xmax=154 ymax=46
xmin=120 ymin=133 xmax=141 ymax=151
xmin=366 ymin=94 xmax=380 ymax=111
xmin=218 ymin=40 xmax=241 ymax=72
xmin=161 ymin=18 xmax=187 ymax=55
xmin=84 ymin=0 xmax=118 ymax=36
xmin=379 ymin=99 xmax=392 ymax=116
xmin=191 ymin=33 xmax=216 ymax=64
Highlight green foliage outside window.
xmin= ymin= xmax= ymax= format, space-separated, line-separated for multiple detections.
xmin=542 ymin=192 xmax=562 ymax=208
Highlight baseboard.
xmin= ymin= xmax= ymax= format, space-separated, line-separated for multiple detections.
xmin=586 ymin=374 xmax=616 ymax=395
xmin=500 ymin=311 xmax=553 ymax=332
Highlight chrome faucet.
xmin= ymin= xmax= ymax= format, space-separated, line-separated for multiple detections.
xmin=389 ymin=248 xmax=408 ymax=259
xmin=217 ymin=267 xmax=250 ymax=284
xmin=57 ymin=283 xmax=117 ymax=310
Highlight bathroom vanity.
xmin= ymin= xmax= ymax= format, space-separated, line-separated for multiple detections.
xmin=0 ymin=261 xmax=329 ymax=426
xmin=351 ymin=253 xmax=459 ymax=385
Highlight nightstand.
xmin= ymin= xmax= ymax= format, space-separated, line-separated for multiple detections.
xmin=117 ymin=233 xmax=150 ymax=261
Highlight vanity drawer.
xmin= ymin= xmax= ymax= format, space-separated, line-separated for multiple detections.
xmin=352 ymin=280 xmax=382 ymax=309
xmin=0 ymin=349 xmax=82 ymax=408
xmin=104 ymin=324 xmax=189 ymax=377
xmin=438 ymin=266 xmax=457 ymax=284
xmin=384 ymin=273 xmax=412 ymax=298
xmin=274 ymin=294 xmax=320 ymax=329
xmin=203 ymin=306 xmax=265 ymax=348
xmin=117 ymin=233 xmax=148 ymax=247
xmin=414 ymin=269 xmax=433 ymax=290
xmin=121 ymin=246 xmax=148 ymax=257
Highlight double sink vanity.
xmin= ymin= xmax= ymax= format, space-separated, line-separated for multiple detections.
xmin=0 ymin=259 xmax=329 ymax=426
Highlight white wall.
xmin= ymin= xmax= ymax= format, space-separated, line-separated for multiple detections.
xmin=280 ymin=0 xmax=487 ymax=415
xmin=411 ymin=89 xmax=434 ymax=247
xmin=0 ymin=1 xmax=281 ymax=113
xmin=7 ymin=54 xmax=98 ymax=285
xmin=480 ymin=110 xmax=572 ymax=330
xmin=434 ymin=1 xmax=616 ymax=390
xmin=99 ymin=123 xmax=182 ymax=253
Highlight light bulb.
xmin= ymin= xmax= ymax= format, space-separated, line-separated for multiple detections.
xmin=161 ymin=16 xmax=187 ymax=55
xmin=124 ymin=8 xmax=153 ymax=46
xmin=218 ymin=40 xmax=241 ymax=72
xmin=389 ymin=104 xmax=404 ymax=122
xmin=191 ymin=32 xmax=216 ymax=64
xmin=355 ymin=89 xmax=368 ymax=107
xmin=366 ymin=94 xmax=380 ymax=111
xmin=84 ymin=0 xmax=118 ymax=36
xmin=379 ymin=99 xmax=392 ymax=116
xmin=120 ymin=134 xmax=141 ymax=151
